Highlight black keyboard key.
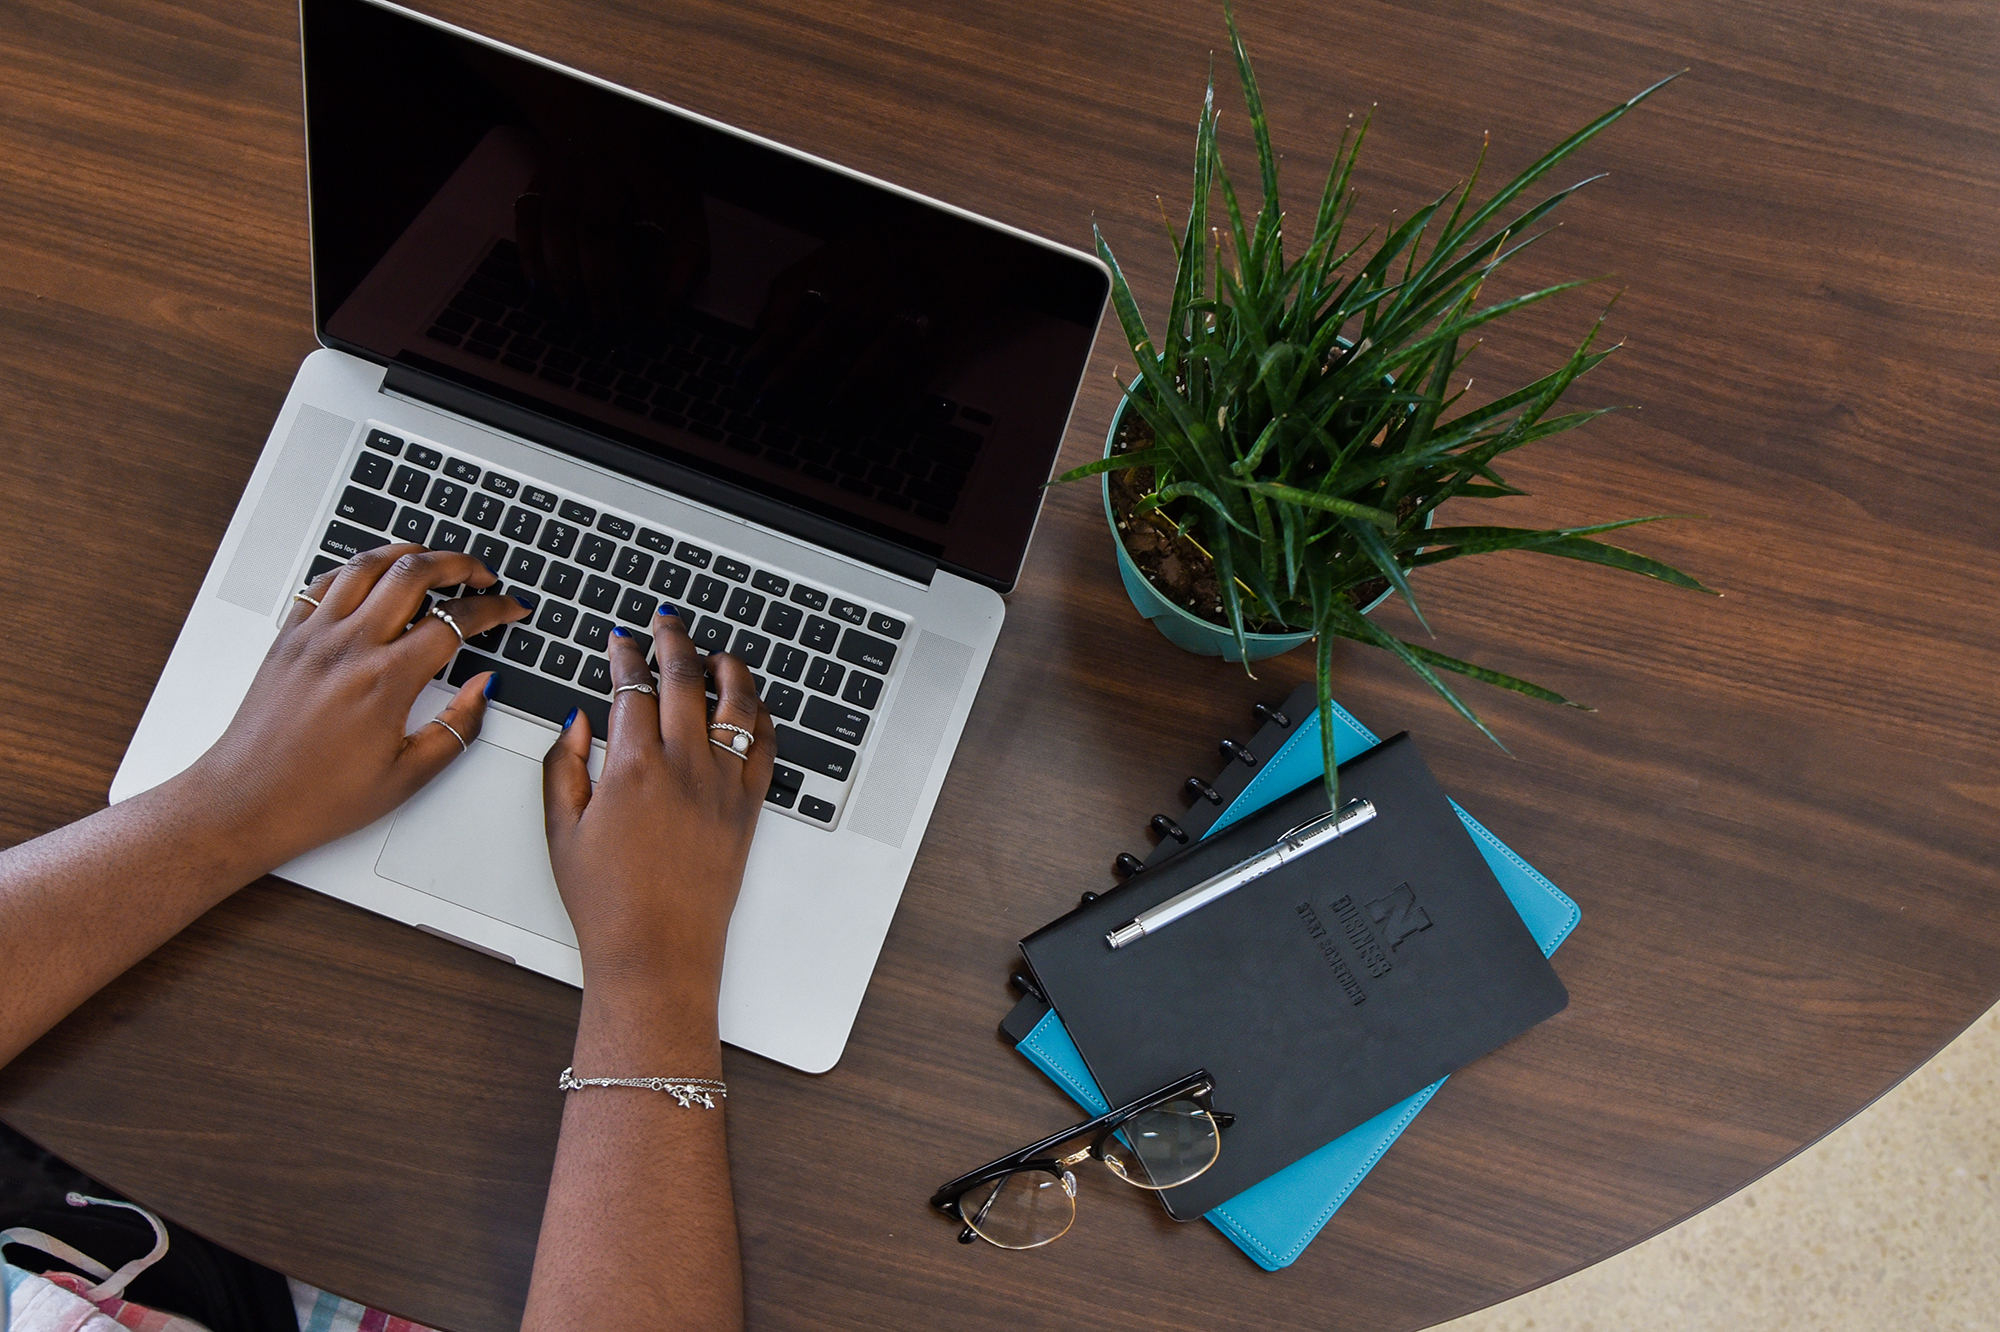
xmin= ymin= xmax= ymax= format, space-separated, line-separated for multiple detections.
xmin=482 ymin=472 xmax=519 ymax=497
xmin=637 ymin=526 xmax=675 ymax=555
xmin=613 ymin=547 xmax=653 ymax=584
xmin=829 ymin=598 xmax=867 ymax=626
xmin=502 ymin=626 xmax=545 ymax=666
xmin=576 ymin=614 xmax=614 ymax=651
xmin=797 ymin=794 xmax=836 ymax=823
xmin=776 ymin=726 xmax=856 ymax=782
xmin=690 ymin=616 xmax=731 ymax=651
xmin=536 ymin=599 xmax=579 ymax=639
xmin=836 ymin=628 xmax=897 ymax=675
xmin=597 ymin=514 xmax=635 ymax=540
xmin=802 ymin=615 xmax=840 ymax=652
xmin=468 ymin=621 xmax=505 ymax=651
xmin=765 ymin=783 xmax=798 ymax=809
xmin=351 ymin=453 xmax=393 ymax=489
xmin=868 ymin=612 xmax=907 ymax=640
xmin=542 ymin=562 xmax=582 ymax=599
xmin=761 ymin=602 xmax=802 ymax=639
xmin=581 ymin=575 xmax=619 ymax=613
xmin=336 ymin=485 xmax=395 ymax=530
xmin=506 ymin=548 xmax=547 ymax=585
xmin=675 ymin=541 xmax=712 ymax=568
xmin=728 ymin=629 xmax=771 ymax=668
xmin=304 ymin=555 xmax=343 ymax=585
xmin=391 ymin=506 xmax=433 ymax=544
xmin=802 ymin=695 xmax=869 ymax=746
xmin=542 ymin=641 xmax=583 ymax=681
xmin=689 ymin=574 xmax=727 ymax=612
xmin=523 ymin=486 xmax=559 ymax=512
xmin=424 ymin=478 xmax=469 ymax=517
xmin=804 ymin=656 xmax=845 ymax=695
xmin=770 ymin=762 xmax=805 ymax=792
xmin=502 ymin=506 xmax=541 ymax=543
xmin=537 ymin=520 xmax=580 ymax=559
xmin=465 ymin=493 xmax=504 ymax=531
xmin=364 ymin=428 xmax=403 ymax=455
xmin=841 ymin=670 xmax=883 ymax=710
xmin=444 ymin=458 xmax=481 ymax=485
xmin=649 ymin=562 xmax=690 ymax=599
xmin=559 ymin=499 xmax=596 ymax=525
xmin=448 ymin=650 xmax=608 ymax=734
xmin=431 ymin=521 xmax=470 ymax=554
xmin=764 ymin=683 xmax=804 ymax=721
xmin=390 ymin=465 xmax=429 ymax=501
xmin=724 ymin=588 xmax=766 ymax=625
xmin=714 ymin=555 xmax=751 ymax=582
xmin=752 ymin=570 xmax=789 ymax=597
xmin=579 ymin=655 xmax=613 ymax=694
xmin=404 ymin=442 xmax=443 ymax=470
xmin=768 ymin=644 xmax=808 ymax=682
xmin=469 ymin=534 xmax=508 ymax=574
xmin=577 ymin=533 xmax=616 ymax=572
xmin=616 ymin=587 xmax=659 ymax=625
xmin=790 ymin=583 xmax=829 ymax=611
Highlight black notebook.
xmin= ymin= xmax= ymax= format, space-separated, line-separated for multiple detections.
xmin=1017 ymin=733 xmax=1569 ymax=1219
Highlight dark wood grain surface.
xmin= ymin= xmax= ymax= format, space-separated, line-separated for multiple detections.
xmin=2 ymin=0 xmax=1996 ymax=1328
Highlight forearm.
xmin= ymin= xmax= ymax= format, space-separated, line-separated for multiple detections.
xmin=0 ymin=762 xmax=274 ymax=1067
xmin=522 ymin=981 xmax=744 ymax=1331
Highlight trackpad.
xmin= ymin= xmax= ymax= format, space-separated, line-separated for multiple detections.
xmin=375 ymin=740 xmax=578 ymax=947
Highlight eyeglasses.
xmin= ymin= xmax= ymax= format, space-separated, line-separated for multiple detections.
xmin=930 ymin=1069 xmax=1235 ymax=1249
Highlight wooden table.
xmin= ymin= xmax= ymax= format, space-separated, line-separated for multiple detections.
xmin=3 ymin=0 xmax=1996 ymax=1328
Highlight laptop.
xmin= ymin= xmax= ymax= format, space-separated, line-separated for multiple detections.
xmin=108 ymin=0 xmax=1108 ymax=1074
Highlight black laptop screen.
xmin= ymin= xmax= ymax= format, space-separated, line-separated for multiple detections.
xmin=300 ymin=0 xmax=1106 ymax=589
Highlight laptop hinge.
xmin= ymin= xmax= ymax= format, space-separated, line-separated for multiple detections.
xmin=381 ymin=362 xmax=940 ymax=586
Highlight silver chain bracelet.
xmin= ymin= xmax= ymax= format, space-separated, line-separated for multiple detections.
xmin=558 ymin=1067 xmax=728 ymax=1108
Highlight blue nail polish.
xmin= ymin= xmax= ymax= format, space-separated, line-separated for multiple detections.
xmin=484 ymin=673 xmax=497 ymax=699
xmin=563 ymin=706 xmax=578 ymax=728
xmin=514 ymin=596 xmax=534 ymax=610
xmin=612 ymin=626 xmax=630 ymax=637
xmin=658 ymin=604 xmax=679 ymax=618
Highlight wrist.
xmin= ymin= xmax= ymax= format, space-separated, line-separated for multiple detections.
xmin=574 ymin=972 xmax=723 ymax=1076
xmin=139 ymin=762 xmax=295 ymax=889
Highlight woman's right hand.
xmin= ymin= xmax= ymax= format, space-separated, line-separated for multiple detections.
xmin=540 ymin=608 xmax=775 ymax=1013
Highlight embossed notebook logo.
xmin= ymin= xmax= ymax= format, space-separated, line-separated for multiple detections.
xmin=1294 ymin=901 xmax=1367 ymax=1005
xmin=1367 ymin=882 xmax=1433 ymax=951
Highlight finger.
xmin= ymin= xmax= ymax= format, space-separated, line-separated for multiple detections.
xmin=705 ymin=646 xmax=772 ymax=788
xmin=391 ymin=671 xmax=492 ymax=796
xmin=316 ymin=543 xmax=428 ymax=619
xmin=650 ymin=607 xmax=708 ymax=753
xmin=394 ymin=591 xmax=531 ymax=673
xmin=354 ymin=549 xmax=507 ymax=643
xmin=605 ymin=624 xmax=662 ymax=761
xmin=543 ymin=701 xmax=594 ymax=844
xmin=284 ymin=566 xmax=342 ymax=632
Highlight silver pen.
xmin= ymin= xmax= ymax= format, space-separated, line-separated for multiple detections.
xmin=1105 ymin=799 xmax=1378 ymax=949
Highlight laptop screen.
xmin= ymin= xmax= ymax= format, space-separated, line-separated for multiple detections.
xmin=300 ymin=0 xmax=1107 ymax=590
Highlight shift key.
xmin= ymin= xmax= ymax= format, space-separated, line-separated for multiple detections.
xmin=801 ymin=695 xmax=869 ymax=747
xmin=776 ymin=725 xmax=856 ymax=781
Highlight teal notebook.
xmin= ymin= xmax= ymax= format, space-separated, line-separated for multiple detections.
xmin=1012 ymin=697 xmax=1580 ymax=1270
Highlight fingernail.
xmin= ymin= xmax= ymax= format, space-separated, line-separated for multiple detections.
xmin=484 ymin=673 xmax=498 ymax=699
xmin=657 ymin=605 xmax=678 ymax=618
xmin=612 ymin=626 xmax=630 ymax=637
xmin=563 ymin=706 xmax=578 ymax=728
xmin=514 ymin=596 xmax=534 ymax=610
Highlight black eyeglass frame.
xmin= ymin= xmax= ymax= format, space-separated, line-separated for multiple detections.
xmin=929 ymin=1069 xmax=1236 ymax=1244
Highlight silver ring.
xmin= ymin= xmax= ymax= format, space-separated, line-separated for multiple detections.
xmin=430 ymin=717 xmax=469 ymax=753
xmin=612 ymin=683 xmax=658 ymax=699
xmin=293 ymin=592 xmax=321 ymax=608
xmin=709 ymin=738 xmax=750 ymax=761
xmin=428 ymin=605 xmax=467 ymax=645
xmin=708 ymin=722 xmax=754 ymax=754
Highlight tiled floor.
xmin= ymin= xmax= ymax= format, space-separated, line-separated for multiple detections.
xmin=1436 ymin=998 xmax=2000 ymax=1332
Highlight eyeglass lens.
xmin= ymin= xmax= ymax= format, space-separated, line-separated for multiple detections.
xmin=1099 ymin=1098 xmax=1222 ymax=1191
xmin=958 ymin=1167 xmax=1077 ymax=1249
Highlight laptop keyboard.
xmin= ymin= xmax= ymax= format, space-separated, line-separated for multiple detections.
xmin=420 ymin=239 xmax=993 ymax=525
xmin=307 ymin=424 xmax=913 ymax=829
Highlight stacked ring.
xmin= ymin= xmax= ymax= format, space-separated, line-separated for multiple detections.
xmin=708 ymin=722 xmax=754 ymax=759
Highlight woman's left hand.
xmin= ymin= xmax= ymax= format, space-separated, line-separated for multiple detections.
xmin=184 ymin=543 xmax=529 ymax=872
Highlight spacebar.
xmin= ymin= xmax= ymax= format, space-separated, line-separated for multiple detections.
xmin=447 ymin=651 xmax=610 ymax=735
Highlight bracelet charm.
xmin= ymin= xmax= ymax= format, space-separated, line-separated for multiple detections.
xmin=557 ymin=1067 xmax=728 ymax=1108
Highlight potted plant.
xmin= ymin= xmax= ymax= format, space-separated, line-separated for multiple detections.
xmin=1062 ymin=12 xmax=1714 ymax=796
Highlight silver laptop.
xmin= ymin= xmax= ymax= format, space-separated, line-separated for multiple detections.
xmin=109 ymin=0 xmax=1107 ymax=1074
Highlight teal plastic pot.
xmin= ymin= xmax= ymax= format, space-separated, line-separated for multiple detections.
xmin=1099 ymin=395 xmax=1395 ymax=663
